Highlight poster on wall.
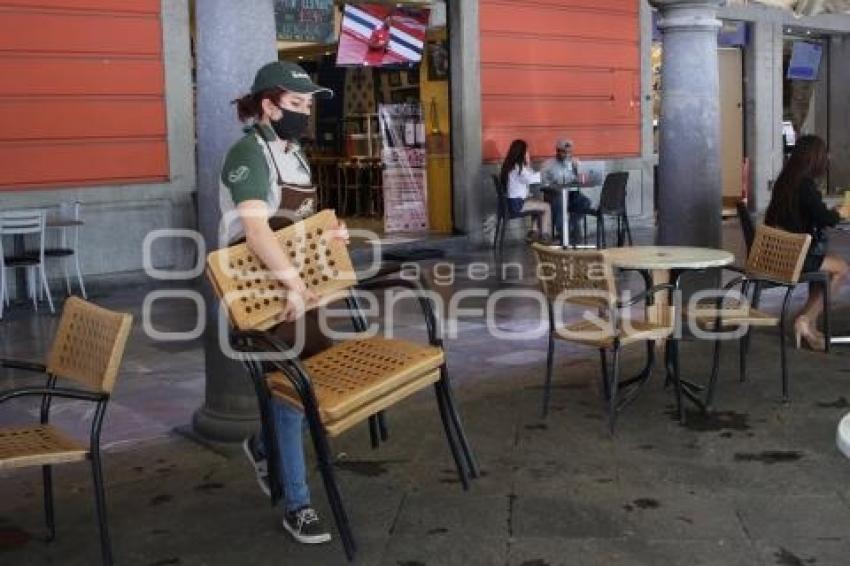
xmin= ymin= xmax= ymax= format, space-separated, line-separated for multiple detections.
xmin=337 ymin=4 xmax=429 ymax=67
xmin=274 ymin=0 xmax=336 ymax=43
xmin=379 ymin=103 xmax=429 ymax=233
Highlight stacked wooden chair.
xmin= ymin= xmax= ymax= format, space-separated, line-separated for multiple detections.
xmin=0 ymin=297 xmax=133 ymax=565
xmin=686 ymin=224 xmax=811 ymax=406
xmin=205 ymin=209 xmax=478 ymax=561
xmin=531 ymin=244 xmax=681 ymax=433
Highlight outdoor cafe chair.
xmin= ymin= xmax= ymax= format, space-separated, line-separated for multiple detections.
xmin=0 ymin=209 xmax=54 ymax=318
xmin=686 ymin=224 xmax=812 ymax=406
xmin=0 ymin=296 xmax=133 ymax=566
xmin=205 ymin=209 xmax=478 ymax=561
xmin=492 ymin=174 xmax=544 ymax=280
xmin=531 ymin=244 xmax=682 ymax=433
xmin=736 ymin=201 xmax=831 ymax=352
xmin=45 ymin=202 xmax=87 ymax=300
xmin=582 ymin=171 xmax=633 ymax=249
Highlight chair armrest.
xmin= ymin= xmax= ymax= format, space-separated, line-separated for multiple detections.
xmin=356 ymin=261 xmax=404 ymax=286
xmin=355 ymin=269 xmax=443 ymax=347
xmin=228 ymin=329 xmax=315 ymax=392
xmin=617 ymin=283 xmax=676 ymax=309
xmin=0 ymin=359 xmax=47 ymax=373
xmin=800 ymin=271 xmax=828 ymax=284
xmin=0 ymin=386 xmax=106 ymax=405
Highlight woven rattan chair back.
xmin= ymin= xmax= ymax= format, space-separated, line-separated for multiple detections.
xmin=531 ymin=244 xmax=616 ymax=305
xmin=45 ymin=297 xmax=133 ymax=394
xmin=206 ymin=209 xmax=357 ymax=331
xmin=745 ymin=224 xmax=811 ymax=285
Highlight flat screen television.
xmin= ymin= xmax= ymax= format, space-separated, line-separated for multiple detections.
xmin=787 ymin=40 xmax=822 ymax=81
xmin=337 ymin=4 xmax=428 ymax=68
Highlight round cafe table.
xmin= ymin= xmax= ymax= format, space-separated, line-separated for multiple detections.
xmin=539 ymin=181 xmax=600 ymax=248
xmin=605 ymin=245 xmax=734 ymax=329
xmin=605 ymin=246 xmax=735 ymax=411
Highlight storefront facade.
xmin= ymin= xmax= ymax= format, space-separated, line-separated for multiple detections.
xmin=0 ymin=0 xmax=196 ymax=283
xmin=3 ymin=0 xmax=850 ymax=284
xmin=450 ymin=0 xmax=656 ymax=245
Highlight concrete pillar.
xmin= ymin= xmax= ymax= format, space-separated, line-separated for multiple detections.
xmin=652 ymin=0 xmax=723 ymax=246
xmin=193 ymin=0 xmax=278 ymax=441
xmin=744 ymin=20 xmax=783 ymax=213
xmin=449 ymin=0 xmax=485 ymax=244
xmin=828 ymin=35 xmax=850 ymax=193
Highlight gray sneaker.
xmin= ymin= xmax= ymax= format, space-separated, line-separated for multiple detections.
xmin=283 ymin=506 xmax=332 ymax=544
xmin=242 ymin=435 xmax=270 ymax=497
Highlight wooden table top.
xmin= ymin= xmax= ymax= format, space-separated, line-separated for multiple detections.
xmin=604 ymin=246 xmax=734 ymax=271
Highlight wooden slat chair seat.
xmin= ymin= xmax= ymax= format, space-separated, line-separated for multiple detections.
xmin=555 ymin=318 xmax=673 ymax=348
xmin=687 ymin=302 xmax=778 ymax=329
xmin=0 ymin=425 xmax=87 ymax=470
xmin=531 ymin=244 xmax=683 ymax=432
xmin=266 ymin=336 xmax=444 ymax=436
xmin=205 ymin=209 xmax=477 ymax=562
xmin=0 ymin=296 xmax=132 ymax=566
xmin=686 ymin=224 xmax=812 ymax=407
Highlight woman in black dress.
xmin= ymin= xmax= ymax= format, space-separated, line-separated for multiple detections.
xmin=765 ymin=135 xmax=849 ymax=351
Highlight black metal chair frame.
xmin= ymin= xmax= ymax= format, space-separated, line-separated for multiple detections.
xmin=736 ymin=201 xmax=831 ymax=352
xmin=227 ymin=267 xmax=478 ymax=561
xmin=492 ymin=174 xmax=544 ymax=279
xmin=0 ymin=360 xmax=113 ymax=565
xmin=541 ymin=278 xmax=683 ymax=434
xmin=678 ymin=265 xmax=802 ymax=407
xmin=582 ymin=172 xmax=633 ymax=249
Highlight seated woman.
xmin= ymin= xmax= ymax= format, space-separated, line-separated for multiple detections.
xmin=500 ymin=139 xmax=554 ymax=242
xmin=764 ymin=134 xmax=850 ymax=351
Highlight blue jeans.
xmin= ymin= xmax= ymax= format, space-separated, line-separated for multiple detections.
xmin=265 ymin=400 xmax=311 ymax=513
xmin=549 ymin=192 xmax=592 ymax=236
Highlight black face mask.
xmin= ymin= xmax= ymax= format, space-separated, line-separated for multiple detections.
xmin=271 ymin=105 xmax=309 ymax=141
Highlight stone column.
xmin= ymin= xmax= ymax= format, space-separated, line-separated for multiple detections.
xmin=193 ymin=0 xmax=278 ymax=441
xmin=652 ymin=0 xmax=723 ymax=247
xmin=449 ymin=0 xmax=485 ymax=244
xmin=828 ymin=35 xmax=850 ymax=194
xmin=744 ymin=20 xmax=783 ymax=214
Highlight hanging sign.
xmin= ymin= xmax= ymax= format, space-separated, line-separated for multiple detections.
xmin=379 ymin=103 xmax=429 ymax=233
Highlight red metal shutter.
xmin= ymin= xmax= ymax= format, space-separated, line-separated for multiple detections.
xmin=0 ymin=0 xmax=169 ymax=191
xmin=480 ymin=0 xmax=641 ymax=161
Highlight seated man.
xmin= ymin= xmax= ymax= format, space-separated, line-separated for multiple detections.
xmin=541 ymin=139 xmax=593 ymax=242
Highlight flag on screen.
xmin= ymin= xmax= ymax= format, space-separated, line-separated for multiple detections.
xmin=337 ymin=4 xmax=429 ymax=67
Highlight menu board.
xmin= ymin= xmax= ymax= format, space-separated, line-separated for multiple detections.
xmin=379 ymin=104 xmax=429 ymax=233
xmin=274 ymin=0 xmax=336 ymax=43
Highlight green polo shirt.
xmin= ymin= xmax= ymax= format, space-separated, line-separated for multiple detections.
xmin=218 ymin=124 xmax=312 ymax=245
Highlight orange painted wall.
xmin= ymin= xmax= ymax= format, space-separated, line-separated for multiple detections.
xmin=480 ymin=0 xmax=641 ymax=161
xmin=0 ymin=0 xmax=168 ymax=190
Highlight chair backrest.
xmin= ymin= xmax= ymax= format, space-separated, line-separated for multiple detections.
xmin=492 ymin=174 xmax=508 ymax=217
xmin=745 ymin=224 xmax=812 ymax=285
xmin=598 ymin=172 xmax=629 ymax=214
xmin=0 ymin=209 xmax=46 ymax=236
xmin=531 ymin=243 xmax=617 ymax=305
xmin=736 ymin=201 xmax=755 ymax=253
xmin=46 ymin=297 xmax=133 ymax=394
xmin=206 ymin=209 xmax=357 ymax=331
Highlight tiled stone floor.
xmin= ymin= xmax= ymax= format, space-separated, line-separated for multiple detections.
xmin=1 ymin=219 xmax=850 ymax=565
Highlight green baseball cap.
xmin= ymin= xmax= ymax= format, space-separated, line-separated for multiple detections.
xmin=250 ymin=61 xmax=333 ymax=98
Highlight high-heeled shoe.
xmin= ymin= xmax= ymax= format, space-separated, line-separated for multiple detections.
xmin=794 ymin=317 xmax=825 ymax=352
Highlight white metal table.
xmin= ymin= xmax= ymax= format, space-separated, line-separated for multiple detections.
xmin=538 ymin=181 xmax=599 ymax=248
